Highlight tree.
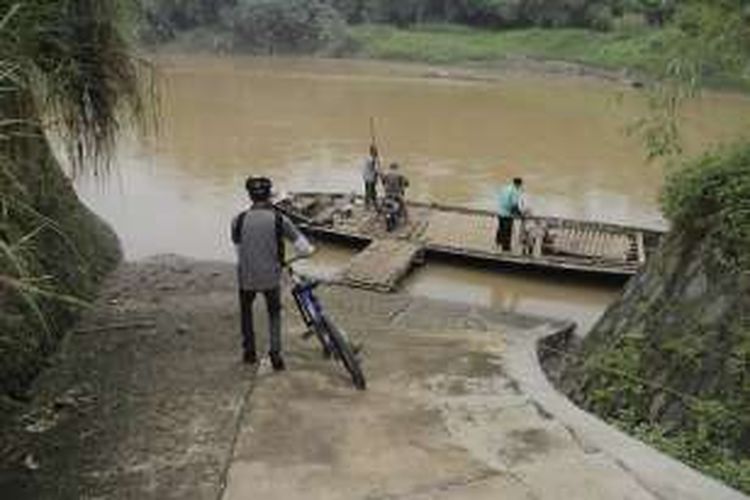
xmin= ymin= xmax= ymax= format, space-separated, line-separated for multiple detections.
xmin=223 ymin=0 xmax=347 ymax=53
xmin=636 ymin=0 xmax=750 ymax=157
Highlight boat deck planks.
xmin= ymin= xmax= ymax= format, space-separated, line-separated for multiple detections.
xmin=422 ymin=211 xmax=497 ymax=253
xmin=277 ymin=192 xmax=662 ymax=284
xmin=338 ymin=239 xmax=423 ymax=292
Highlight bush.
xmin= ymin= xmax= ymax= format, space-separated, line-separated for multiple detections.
xmin=222 ymin=0 xmax=348 ymax=53
xmin=661 ymin=142 xmax=750 ymax=270
xmin=140 ymin=0 xmax=237 ymax=42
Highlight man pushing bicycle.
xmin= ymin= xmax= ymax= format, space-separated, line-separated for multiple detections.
xmin=231 ymin=176 xmax=314 ymax=370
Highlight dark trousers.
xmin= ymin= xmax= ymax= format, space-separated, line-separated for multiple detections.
xmin=496 ymin=216 xmax=513 ymax=251
xmin=239 ymin=288 xmax=282 ymax=356
xmin=364 ymin=180 xmax=377 ymax=208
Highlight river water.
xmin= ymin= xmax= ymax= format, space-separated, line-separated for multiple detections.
xmin=75 ymin=55 xmax=750 ymax=332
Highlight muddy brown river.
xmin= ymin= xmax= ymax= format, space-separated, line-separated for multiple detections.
xmin=75 ymin=55 xmax=750 ymax=332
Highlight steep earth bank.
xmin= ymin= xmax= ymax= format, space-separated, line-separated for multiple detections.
xmin=554 ymin=145 xmax=750 ymax=492
xmin=0 ymin=130 xmax=121 ymax=403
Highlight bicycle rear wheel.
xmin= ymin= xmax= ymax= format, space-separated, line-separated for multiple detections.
xmin=321 ymin=316 xmax=366 ymax=390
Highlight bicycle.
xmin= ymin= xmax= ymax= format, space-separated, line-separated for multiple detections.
xmin=285 ymin=256 xmax=367 ymax=391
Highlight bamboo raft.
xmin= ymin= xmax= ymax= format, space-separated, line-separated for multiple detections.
xmin=276 ymin=192 xmax=663 ymax=292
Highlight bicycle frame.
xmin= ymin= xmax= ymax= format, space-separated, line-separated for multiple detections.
xmin=284 ymin=258 xmax=367 ymax=390
xmin=286 ymin=264 xmax=331 ymax=350
xmin=290 ymin=272 xmax=322 ymax=328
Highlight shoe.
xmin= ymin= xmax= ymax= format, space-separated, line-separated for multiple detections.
xmin=243 ymin=351 xmax=257 ymax=364
xmin=269 ymin=353 xmax=286 ymax=372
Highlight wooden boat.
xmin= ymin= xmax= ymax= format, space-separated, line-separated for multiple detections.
xmin=276 ymin=191 xmax=663 ymax=290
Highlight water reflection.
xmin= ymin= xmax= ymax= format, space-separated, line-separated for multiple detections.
xmin=403 ymin=263 xmax=619 ymax=334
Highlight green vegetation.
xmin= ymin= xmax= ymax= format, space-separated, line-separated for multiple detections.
xmin=140 ymin=0 xmax=350 ymax=52
xmin=349 ymin=24 xmax=664 ymax=69
xmin=0 ymin=0 xmax=145 ymax=399
xmin=223 ymin=0 xmax=348 ymax=54
xmin=139 ymin=0 xmax=676 ymax=55
xmin=564 ymin=142 xmax=750 ymax=488
xmin=662 ymin=143 xmax=750 ymax=270
xmin=142 ymin=0 xmax=636 ymax=37
xmin=139 ymin=1 xmax=750 ymax=94
xmin=559 ymin=2 xmax=750 ymax=493
xmin=569 ymin=258 xmax=750 ymax=492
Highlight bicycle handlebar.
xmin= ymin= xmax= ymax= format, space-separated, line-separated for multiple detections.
xmin=283 ymin=251 xmax=315 ymax=269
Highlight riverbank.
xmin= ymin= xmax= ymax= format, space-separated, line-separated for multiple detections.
xmin=350 ymin=24 xmax=749 ymax=91
xmin=152 ymin=25 xmax=651 ymax=85
xmin=0 ymin=255 xmax=743 ymax=499
xmin=350 ymin=25 xmax=658 ymax=73
xmin=151 ymin=24 xmax=750 ymax=91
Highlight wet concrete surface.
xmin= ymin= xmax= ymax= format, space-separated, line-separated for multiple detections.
xmin=221 ymin=279 xmax=658 ymax=500
xmin=2 ymin=255 xmax=742 ymax=499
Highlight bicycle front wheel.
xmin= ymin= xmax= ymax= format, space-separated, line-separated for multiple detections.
xmin=321 ymin=316 xmax=366 ymax=390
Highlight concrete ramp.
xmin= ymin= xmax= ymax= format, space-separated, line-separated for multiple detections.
xmin=338 ymin=239 xmax=423 ymax=292
xmin=221 ymin=318 xmax=661 ymax=500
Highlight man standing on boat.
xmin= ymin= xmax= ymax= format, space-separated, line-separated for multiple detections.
xmin=362 ymin=145 xmax=381 ymax=209
xmin=231 ymin=176 xmax=314 ymax=370
xmin=496 ymin=177 xmax=526 ymax=251
xmin=382 ymin=162 xmax=410 ymax=226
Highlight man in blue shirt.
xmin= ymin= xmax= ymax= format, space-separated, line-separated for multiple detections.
xmin=496 ymin=177 xmax=525 ymax=251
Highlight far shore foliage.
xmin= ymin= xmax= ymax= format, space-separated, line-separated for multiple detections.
xmin=139 ymin=0 xmax=676 ymax=53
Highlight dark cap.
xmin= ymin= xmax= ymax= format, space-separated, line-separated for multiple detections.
xmin=245 ymin=176 xmax=272 ymax=201
xmin=513 ymin=177 xmax=523 ymax=186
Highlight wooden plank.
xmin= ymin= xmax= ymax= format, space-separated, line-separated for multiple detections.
xmin=598 ymin=232 xmax=610 ymax=258
xmin=588 ymin=230 xmax=598 ymax=256
xmin=511 ymin=219 xmax=522 ymax=255
xmin=636 ymin=231 xmax=646 ymax=265
xmin=339 ymin=239 xmax=423 ymax=292
xmin=533 ymin=231 xmax=543 ymax=257
xmin=583 ymin=230 xmax=593 ymax=256
xmin=422 ymin=211 xmax=496 ymax=253
xmin=596 ymin=231 xmax=607 ymax=258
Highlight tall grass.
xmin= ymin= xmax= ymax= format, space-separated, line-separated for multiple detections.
xmin=0 ymin=1 xmax=146 ymax=396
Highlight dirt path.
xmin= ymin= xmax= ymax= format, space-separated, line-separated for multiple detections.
xmin=1 ymin=256 xmax=254 ymax=499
